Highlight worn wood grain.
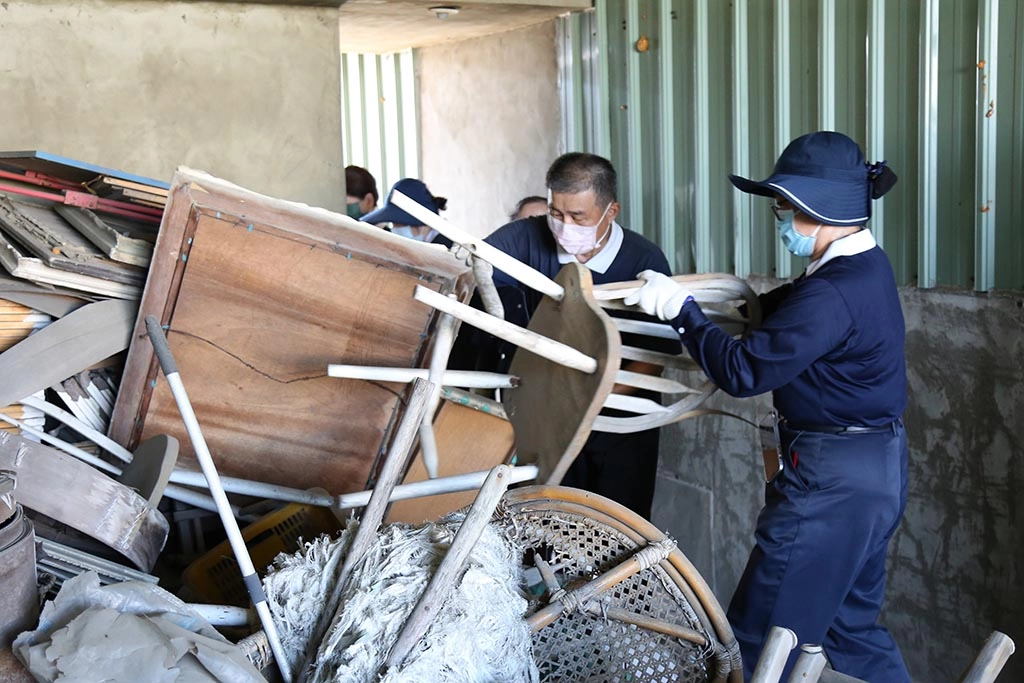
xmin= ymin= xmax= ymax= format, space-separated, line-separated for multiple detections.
xmin=0 ymin=430 xmax=168 ymax=570
xmin=109 ymin=168 xmax=472 ymax=494
xmin=386 ymin=401 xmax=515 ymax=524
xmin=0 ymin=298 xmax=135 ymax=408
xmin=503 ymin=262 xmax=620 ymax=485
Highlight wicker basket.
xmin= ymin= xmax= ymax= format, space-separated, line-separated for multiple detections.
xmin=500 ymin=485 xmax=742 ymax=683
xmin=239 ymin=486 xmax=742 ymax=682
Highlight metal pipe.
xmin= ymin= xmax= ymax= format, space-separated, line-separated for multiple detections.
xmin=750 ymin=626 xmax=797 ymax=683
xmin=144 ymin=316 xmax=292 ymax=683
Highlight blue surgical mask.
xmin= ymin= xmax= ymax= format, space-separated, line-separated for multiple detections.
xmin=774 ymin=208 xmax=821 ymax=257
xmin=391 ymin=225 xmax=438 ymax=242
xmin=345 ymin=201 xmax=363 ymax=219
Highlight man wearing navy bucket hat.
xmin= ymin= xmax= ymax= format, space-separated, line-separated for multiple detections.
xmin=625 ymin=131 xmax=908 ymax=682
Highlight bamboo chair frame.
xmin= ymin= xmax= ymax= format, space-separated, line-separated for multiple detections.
xmin=501 ymin=484 xmax=744 ymax=683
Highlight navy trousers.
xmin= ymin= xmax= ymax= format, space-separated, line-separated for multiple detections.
xmin=727 ymin=421 xmax=910 ymax=682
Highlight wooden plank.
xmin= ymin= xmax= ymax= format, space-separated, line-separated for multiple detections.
xmin=0 ymin=298 xmax=136 ymax=408
xmin=91 ymin=176 xmax=169 ymax=198
xmin=0 ymin=150 xmax=169 ymax=189
xmin=55 ymin=205 xmax=155 ymax=268
xmin=0 ymin=430 xmax=168 ymax=570
xmin=0 ymin=277 xmax=92 ymax=317
xmin=109 ymin=168 xmax=473 ymax=494
xmin=0 ymin=197 xmax=146 ymax=284
xmin=504 ymin=262 xmax=620 ymax=485
xmin=121 ymin=187 xmax=168 ymax=206
xmin=386 ymin=401 xmax=515 ymax=523
xmin=0 ymin=226 xmax=141 ymax=299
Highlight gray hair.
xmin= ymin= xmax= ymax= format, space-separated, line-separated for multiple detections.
xmin=545 ymin=153 xmax=617 ymax=207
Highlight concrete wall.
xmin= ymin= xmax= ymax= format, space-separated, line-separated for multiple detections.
xmin=653 ymin=283 xmax=1024 ymax=681
xmin=418 ymin=22 xmax=560 ymax=238
xmin=0 ymin=1 xmax=343 ymax=211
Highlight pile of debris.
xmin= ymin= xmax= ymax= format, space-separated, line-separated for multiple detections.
xmin=0 ymin=155 xmax=525 ymax=682
xmin=0 ymin=154 xmax=747 ymax=683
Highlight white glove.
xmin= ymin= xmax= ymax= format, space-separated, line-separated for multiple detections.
xmin=623 ymin=270 xmax=694 ymax=321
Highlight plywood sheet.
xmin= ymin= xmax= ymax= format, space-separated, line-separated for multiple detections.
xmin=503 ymin=262 xmax=620 ymax=485
xmin=109 ymin=168 xmax=472 ymax=494
xmin=386 ymin=401 xmax=515 ymax=524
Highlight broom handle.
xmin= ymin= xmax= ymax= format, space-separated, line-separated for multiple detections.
xmin=296 ymin=378 xmax=433 ymax=682
xmin=144 ymin=316 xmax=293 ymax=683
xmin=382 ymin=464 xmax=513 ymax=673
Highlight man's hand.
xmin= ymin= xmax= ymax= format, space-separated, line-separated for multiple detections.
xmin=623 ymin=270 xmax=694 ymax=321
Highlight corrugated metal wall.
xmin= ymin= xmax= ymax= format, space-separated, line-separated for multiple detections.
xmin=558 ymin=0 xmax=1024 ymax=291
xmin=340 ymin=50 xmax=420 ymax=199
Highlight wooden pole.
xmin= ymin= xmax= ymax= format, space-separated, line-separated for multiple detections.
xmin=390 ymin=190 xmax=564 ymax=301
xmin=527 ymin=538 xmax=676 ymax=632
xmin=749 ymin=626 xmax=797 ymax=683
xmin=786 ymin=644 xmax=827 ymax=683
xmin=327 ymin=365 xmax=517 ymax=388
xmin=419 ymin=311 xmax=459 ymax=478
xmin=382 ymin=464 xmax=513 ymax=673
xmin=413 ymin=285 xmax=597 ymax=373
xmin=958 ymin=631 xmax=1015 ymax=683
xmin=296 ymin=378 xmax=433 ymax=683
xmin=582 ymin=603 xmax=709 ymax=646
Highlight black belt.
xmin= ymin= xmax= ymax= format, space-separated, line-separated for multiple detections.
xmin=780 ymin=419 xmax=898 ymax=435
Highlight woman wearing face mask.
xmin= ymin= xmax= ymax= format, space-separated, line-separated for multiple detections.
xmin=360 ymin=178 xmax=453 ymax=248
xmin=625 ymin=131 xmax=906 ymax=682
xmin=345 ymin=165 xmax=379 ymax=219
xmin=472 ymin=152 xmax=679 ymax=520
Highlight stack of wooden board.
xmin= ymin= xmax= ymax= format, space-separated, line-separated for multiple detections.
xmin=86 ymin=176 xmax=168 ymax=209
xmin=0 ymin=151 xmax=167 ymax=298
xmin=0 ymin=298 xmax=49 ymax=352
xmin=0 ymin=298 xmax=50 ymax=436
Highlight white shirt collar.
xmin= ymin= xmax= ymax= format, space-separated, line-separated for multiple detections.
xmin=556 ymin=221 xmax=623 ymax=274
xmin=805 ymin=228 xmax=876 ymax=277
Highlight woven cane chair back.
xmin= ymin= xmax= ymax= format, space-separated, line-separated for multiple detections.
xmin=501 ymin=486 xmax=743 ymax=683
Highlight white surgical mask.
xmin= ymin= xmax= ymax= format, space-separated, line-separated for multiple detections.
xmin=547 ymin=202 xmax=612 ymax=255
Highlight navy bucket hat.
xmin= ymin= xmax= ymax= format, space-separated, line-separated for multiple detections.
xmin=360 ymin=178 xmax=439 ymax=226
xmin=729 ymin=131 xmax=897 ymax=226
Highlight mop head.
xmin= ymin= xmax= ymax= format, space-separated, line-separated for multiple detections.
xmin=263 ymin=513 xmax=539 ymax=683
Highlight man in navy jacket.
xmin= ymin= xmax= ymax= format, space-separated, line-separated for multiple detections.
xmin=463 ymin=152 xmax=679 ymax=519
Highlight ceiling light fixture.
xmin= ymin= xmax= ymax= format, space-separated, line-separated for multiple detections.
xmin=428 ymin=5 xmax=460 ymax=20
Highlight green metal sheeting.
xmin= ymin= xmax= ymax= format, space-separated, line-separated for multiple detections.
xmin=558 ymin=0 xmax=1024 ymax=292
xmin=341 ymin=51 xmax=420 ymax=202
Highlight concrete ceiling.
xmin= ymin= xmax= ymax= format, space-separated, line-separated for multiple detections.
xmin=337 ymin=0 xmax=592 ymax=54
